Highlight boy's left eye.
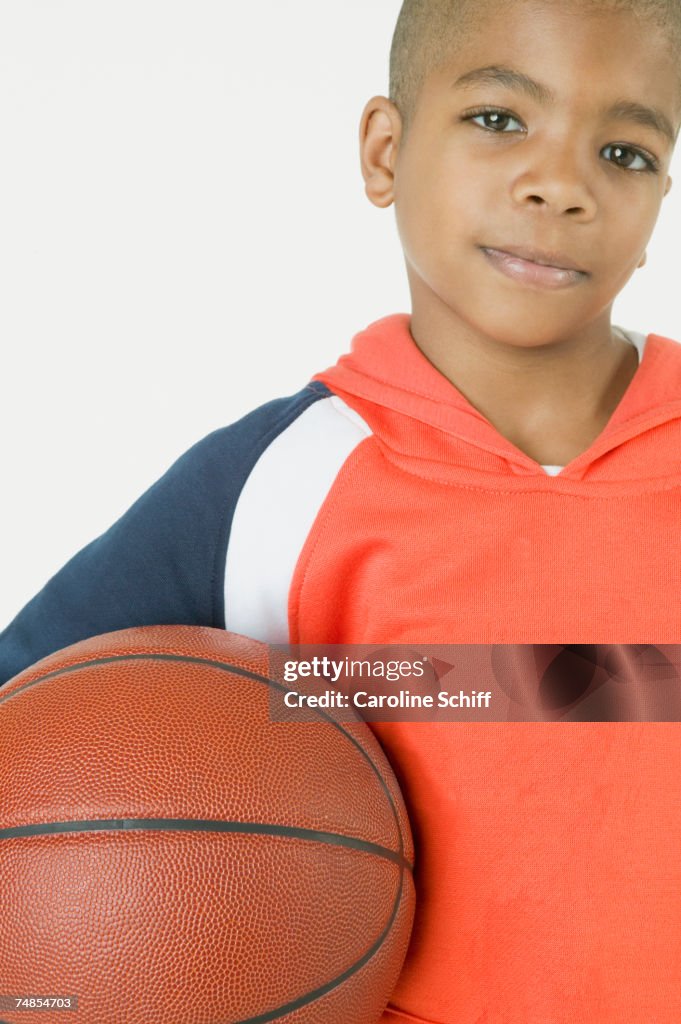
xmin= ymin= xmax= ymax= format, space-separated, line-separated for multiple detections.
xmin=601 ymin=144 xmax=654 ymax=172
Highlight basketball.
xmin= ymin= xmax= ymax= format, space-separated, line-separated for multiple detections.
xmin=0 ymin=625 xmax=415 ymax=1024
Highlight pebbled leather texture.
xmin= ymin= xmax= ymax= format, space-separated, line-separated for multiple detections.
xmin=0 ymin=625 xmax=415 ymax=1024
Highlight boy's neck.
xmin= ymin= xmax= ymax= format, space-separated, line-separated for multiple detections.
xmin=409 ymin=304 xmax=640 ymax=466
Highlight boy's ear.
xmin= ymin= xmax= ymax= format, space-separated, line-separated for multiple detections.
xmin=638 ymin=251 xmax=648 ymax=269
xmin=665 ymin=175 xmax=673 ymax=196
xmin=359 ymin=96 xmax=402 ymax=209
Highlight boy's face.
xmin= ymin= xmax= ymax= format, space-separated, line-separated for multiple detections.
xmin=362 ymin=1 xmax=679 ymax=349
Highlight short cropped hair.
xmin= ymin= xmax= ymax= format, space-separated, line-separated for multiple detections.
xmin=389 ymin=0 xmax=681 ymax=139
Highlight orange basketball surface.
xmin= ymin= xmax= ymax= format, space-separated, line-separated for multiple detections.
xmin=0 ymin=626 xmax=415 ymax=1024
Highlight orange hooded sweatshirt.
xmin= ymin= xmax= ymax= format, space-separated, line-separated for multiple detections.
xmin=295 ymin=314 xmax=681 ymax=1024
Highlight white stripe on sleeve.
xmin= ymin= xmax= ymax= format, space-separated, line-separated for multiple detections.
xmin=224 ymin=395 xmax=372 ymax=643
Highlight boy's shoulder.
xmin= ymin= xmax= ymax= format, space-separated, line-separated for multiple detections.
xmin=188 ymin=381 xmax=332 ymax=465
xmin=175 ymin=378 xmax=372 ymax=513
xmin=0 ymin=382 xmax=341 ymax=686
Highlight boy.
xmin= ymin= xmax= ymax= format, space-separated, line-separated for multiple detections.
xmin=2 ymin=0 xmax=681 ymax=1020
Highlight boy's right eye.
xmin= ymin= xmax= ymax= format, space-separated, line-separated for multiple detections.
xmin=463 ymin=107 xmax=525 ymax=133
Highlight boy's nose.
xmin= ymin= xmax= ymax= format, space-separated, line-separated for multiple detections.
xmin=510 ymin=148 xmax=598 ymax=221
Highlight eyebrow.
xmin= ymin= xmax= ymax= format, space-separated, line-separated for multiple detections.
xmin=453 ymin=64 xmax=677 ymax=145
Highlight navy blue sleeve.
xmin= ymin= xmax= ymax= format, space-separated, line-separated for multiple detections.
xmin=0 ymin=382 xmax=329 ymax=687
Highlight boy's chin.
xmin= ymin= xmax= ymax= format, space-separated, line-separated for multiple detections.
xmin=461 ymin=305 xmax=601 ymax=351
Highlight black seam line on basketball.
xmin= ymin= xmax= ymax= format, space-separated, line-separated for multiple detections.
xmin=230 ymin=865 xmax=406 ymax=1024
xmin=0 ymin=817 xmax=412 ymax=870
xmin=0 ymin=651 xmax=413 ymax=872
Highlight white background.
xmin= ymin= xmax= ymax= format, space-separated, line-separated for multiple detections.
xmin=1 ymin=0 xmax=679 ymax=628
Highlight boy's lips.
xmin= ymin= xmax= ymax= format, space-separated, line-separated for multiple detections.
xmin=480 ymin=245 xmax=589 ymax=289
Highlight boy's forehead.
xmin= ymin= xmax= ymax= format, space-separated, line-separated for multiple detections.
xmin=424 ymin=1 xmax=680 ymax=120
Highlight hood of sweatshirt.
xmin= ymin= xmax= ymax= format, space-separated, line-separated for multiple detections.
xmin=313 ymin=313 xmax=681 ymax=484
